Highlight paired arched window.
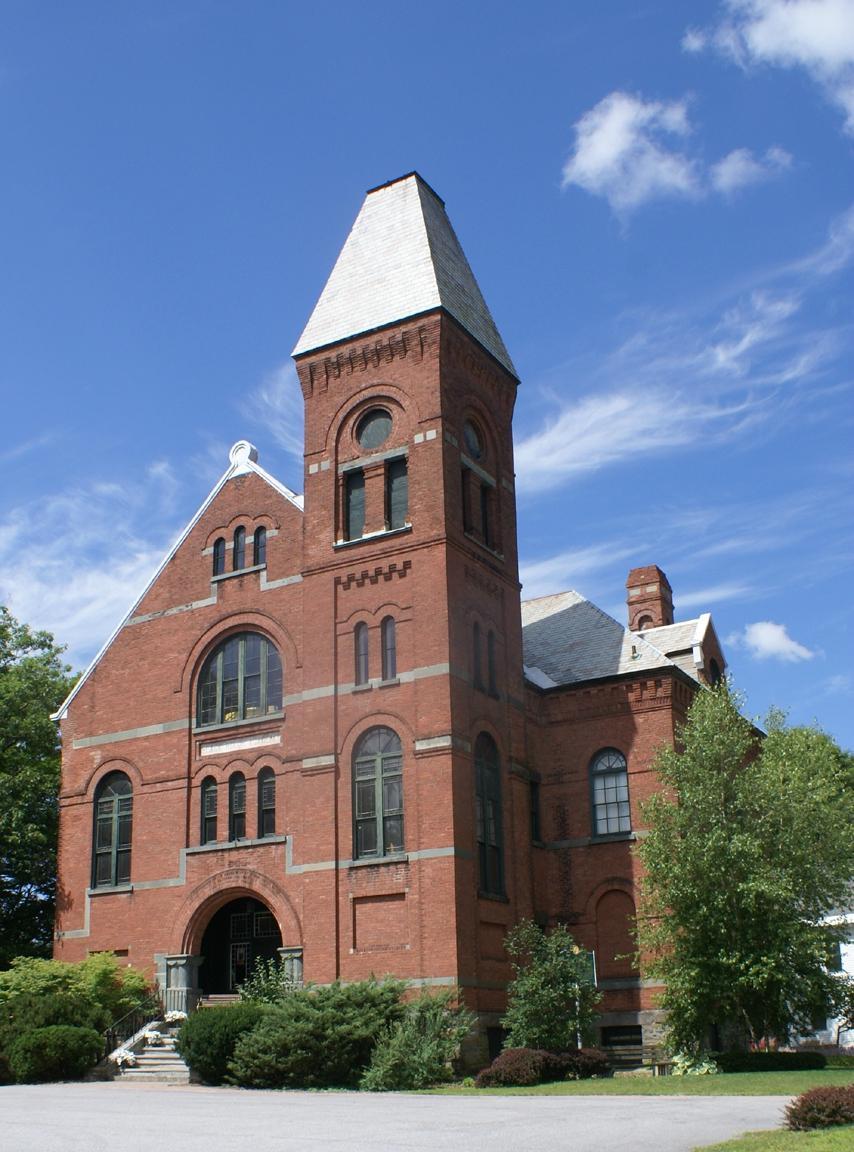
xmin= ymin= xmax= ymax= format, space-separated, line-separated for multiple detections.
xmin=354 ymin=622 xmax=369 ymax=686
xmin=233 ymin=526 xmax=246 ymax=571
xmin=353 ymin=726 xmax=404 ymax=859
xmin=197 ymin=633 xmax=283 ymax=727
xmin=253 ymin=527 xmax=267 ymax=567
xmin=475 ymin=733 xmax=503 ymax=896
xmin=93 ymin=772 xmax=132 ymax=887
xmin=258 ymin=768 xmax=276 ymax=838
xmin=201 ymin=777 xmax=217 ymax=844
xmin=590 ymin=748 xmax=631 ymax=836
xmin=212 ymin=537 xmax=226 ymax=576
xmin=229 ymin=772 xmax=246 ymax=841
xmin=381 ymin=617 xmax=396 ymax=681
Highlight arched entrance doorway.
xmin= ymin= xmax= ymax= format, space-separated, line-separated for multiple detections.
xmin=198 ymin=895 xmax=283 ymax=995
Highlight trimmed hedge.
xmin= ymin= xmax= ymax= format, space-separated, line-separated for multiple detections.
xmin=228 ymin=979 xmax=405 ymax=1089
xmin=176 ymin=1003 xmax=271 ymax=1085
xmin=715 ymin=1050 xmax=827 ymax=1073
xmin=785 ymin=1085 xmax=854 ymax=1130
xmin=0 ymin=990 xmax=106 ymax=1085
xmin=8 ymin=1026 xmax=102 ymax=1083
xmin=475 ymin=1046 xmax=611 ymax=1088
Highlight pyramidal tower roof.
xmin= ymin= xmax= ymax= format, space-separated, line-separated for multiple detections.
xmin=293 ymin=172 xmax=517 ymax=378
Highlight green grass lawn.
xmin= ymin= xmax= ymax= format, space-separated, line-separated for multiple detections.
xmin=697 ymin=1127 xmax=854 ymax=1151
xmin=430 ymin=1070 xmax=854 ymax=1097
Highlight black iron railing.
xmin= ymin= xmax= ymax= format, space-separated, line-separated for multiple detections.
xmin=103 ymin=994 xmax=163 ymax=1059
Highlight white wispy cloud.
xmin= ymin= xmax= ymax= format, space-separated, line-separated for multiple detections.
xmin=514 ymin=206 xmax=853 ymax=493
xmin=241 ymin=363 xmax=304 ymax=463
xmin=561 ymin=90 xmax=790 ymax=214
xmin=686 ymin=0 xmax=854 ymax=133
xmin=728 ymin=620 xmax=816 ymax=661
xmin=0 ymin=469 xmax=182 ymax=667
xmin=675 ymin=582 xmax=753 ymax=608
xmin=0 ymin=433 xmax=55 ymax=464
xmin=520 ymin=542 xmax=637 ymax=600
xmin=561 ymin=92 xmax=700 ymax=213
xmin=710 ymin=145 xmax=792 ymax=194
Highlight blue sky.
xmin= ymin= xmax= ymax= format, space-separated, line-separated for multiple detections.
xmin=1 ymin=1 xmax=852 ymax=748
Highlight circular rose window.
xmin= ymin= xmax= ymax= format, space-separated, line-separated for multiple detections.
xmin=356 ymin=408 xmax=392 ymax=451
xmin=463 ymin=419 xmax=482 ymax=460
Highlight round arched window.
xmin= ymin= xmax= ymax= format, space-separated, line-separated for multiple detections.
xmin=356 ymin=408 xmax=392 ymax=451
xmin=463 ymin=419 xmax=483 ymax=460
xmin=197 ymin=633 xmax=283 ymax=727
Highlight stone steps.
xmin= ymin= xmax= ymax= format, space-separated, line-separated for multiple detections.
xmin=114 ymin=1024 xmax=191 ymax=1084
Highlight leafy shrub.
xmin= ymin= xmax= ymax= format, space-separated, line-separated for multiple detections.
xmin=0 ymin=954 xmax=148 ymax=1024
xmin=8 ymin=1026 xmax=102 ymax=1083
xmin=176 ymin=1003 xmax=271 ymax=1084
xmin=715 ymin=1050 xmax=827 ymax=1073
xmin=475 ymin=1047 xmax=556 ymax=1087
xmin=360 ymin=989 xmax=474 ymax=1090
xmin=238 ymin=956 xmax=299 ymax=1005
xmin=0 ymin=989 xmax=106 ymax=1085
xmin=785 ymin=1085 xmax=854 ymax=1130
xmin=228 ymin=979 xmax=405 ymax=1088
xmin=671 ymin=1051 xmax=720 ymax=1076
xmin=825 ymin=1052 xmax=854 ymax=1068
xmin=553 ymin=1047 xmax=612 ymax=1080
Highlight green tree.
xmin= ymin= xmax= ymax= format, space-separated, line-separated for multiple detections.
xmin=0 ymin=607 xmax=75 ymax=966
xmin=637 ymin=684 xmax=854 ymax=1053
xmin=502 ymin=919 xmax=601 ymax=1051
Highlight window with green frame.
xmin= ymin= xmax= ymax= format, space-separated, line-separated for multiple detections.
xmin=92 ymin=771 xmax=132 ymax=887
xmin=197 ymin=633 xmax=283 ymax=727
xmin=353 ymin=726 xmax=404 ymax=859
xmin=475 ymin=732 xmax=504 ymax=896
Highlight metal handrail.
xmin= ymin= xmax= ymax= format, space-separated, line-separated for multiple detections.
xmin=103 ymin=993 xmax=163 ymax=1058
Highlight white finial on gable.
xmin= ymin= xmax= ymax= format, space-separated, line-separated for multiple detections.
xmin=229 ymin=440 xmax=259 ymax=474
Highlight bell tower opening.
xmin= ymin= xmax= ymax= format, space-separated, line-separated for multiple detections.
xmin=198 ymin=895 xmax=283 ymax=995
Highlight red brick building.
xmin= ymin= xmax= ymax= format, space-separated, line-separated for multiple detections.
xmin=53 ymin=173 xmax=726 ymax=1061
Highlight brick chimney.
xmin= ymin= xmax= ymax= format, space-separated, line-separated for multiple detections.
xmin=626 ymin=565 xmax=674 ymax=631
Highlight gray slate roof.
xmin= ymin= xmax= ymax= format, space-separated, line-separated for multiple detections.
xmin=521 ymin=590 xmax=708 ymax=689
xmin=293 ymin=173 xmax=517 ymax=377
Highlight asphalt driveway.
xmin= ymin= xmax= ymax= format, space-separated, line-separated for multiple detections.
xmin=1 ymin=1082 xmax=789 ymax=1152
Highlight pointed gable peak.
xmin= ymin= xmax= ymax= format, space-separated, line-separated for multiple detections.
xmin=293 ymin=172 xmax=517 ymax=378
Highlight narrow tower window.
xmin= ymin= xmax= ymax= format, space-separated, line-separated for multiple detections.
xmin=253 ymin=526 xmax=267 ymax=567
xmin=590 ymin=749 xmax=631 ymax=836
xmin=344 ymin=470 xmax=365 ymax=540
xmin=381 ymin=616 xmax=396 ymax=681
xmin=353 ymin=727 xmax=404 ymax=859
xmin=258 ymin=768 xmax=276 ymax=838
xmin=386 ymin=457 xmax=408 ymax=530
xmin=233 ymin=526 xmax=246 ymax=571
xmin=212 ymin=538 xmax=226 ymax=577
xmin=229 ymin=772 xmax=246 ymax=841
xmin=487 ymin=630 xmax=497 ymax=696
xmin=354 ymin=622 xmax=369 ymax=686
xmin=475 ymin=733 xmax=503 ymax=896
xmin=473 ymin=622 xmax=483 ymax=690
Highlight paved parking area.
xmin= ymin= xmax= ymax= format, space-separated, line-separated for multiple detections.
xmin=1 ymin=1082 xmax=789 ymax=1152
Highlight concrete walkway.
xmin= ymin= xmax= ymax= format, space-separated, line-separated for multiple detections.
xmin=1 ymin=1082 xmax=789 ymax=1152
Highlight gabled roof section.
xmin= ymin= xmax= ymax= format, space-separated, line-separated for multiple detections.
xmin=293 ymin=172 xmax=517 ymax=378
xmin=637 ymin=612 xmax=725 ymax=682
xmin=52 ymin=442 xmax=302 ymax=721
xmin=521 ymin=591 xmax=677 ymax=688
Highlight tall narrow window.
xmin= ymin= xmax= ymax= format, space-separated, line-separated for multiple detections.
xmin=353 ymin=727 xmax=404 ymax=859
xmin=386 ymin=457 xmax=408 ymax=530
xmin=487 ymin=630 xmax=497 ymax=696
xmin=253 ymin=527 xmax=267 ymax=567
xmin=197 ymin=633 xmax=283 ymax=727
xmin=93 ymin=772 xmax=132 ymax=888
xmin=233 ymin=526 xmax=246 ymax=571
xmin=212 ymin=537 xmax=226 ymax=577
xmin=229 ymin=773 xmax=246 ymax=840
xmin=473 ymin=622 xmax=483 ymax=690
xmin=480 ymin=484 xmax=492 ymax=547
xmin=475 ymin=733 xmax=503 ymax=896
xmin=381 ymin=616 xmax=396 ymax=681
xmin=461 ymin=468 xmax=473 ymax=532
xmin=590 ymin=748 xmax=631 ymax=836
xmin=201 ymin=777 xmax=217 ymax=844
xmin=354 ymin=622 xmax=369 ymax=686
xmin=345 ymin=470 xmax=365 ymax=540
xmin=258 ymin=768 xmax=276 ymax=838
xmin=530 ymin=780 xmax=542 ymax=842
